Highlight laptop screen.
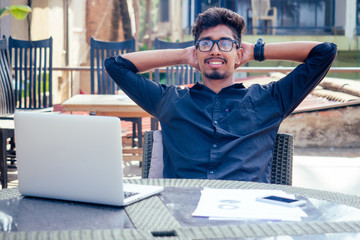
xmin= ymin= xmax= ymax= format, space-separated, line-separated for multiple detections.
xmin=14 ymin=112 xmax=125 ymax=205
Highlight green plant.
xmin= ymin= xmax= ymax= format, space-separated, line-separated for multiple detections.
xmin=0 ymin=5 xmax=31 ymax=20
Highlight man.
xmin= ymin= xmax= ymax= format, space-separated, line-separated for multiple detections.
xmin=105 ymin=7 xmax=337 ymax=182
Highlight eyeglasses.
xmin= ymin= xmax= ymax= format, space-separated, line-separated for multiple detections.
xmin=196 ymin=39 xmax=239 ymax=52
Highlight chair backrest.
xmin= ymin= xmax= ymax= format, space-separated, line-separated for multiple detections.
xmin=271 ymin=133 xmax=293 ymax=185
xmin=8 ymin=36 xmax=53 ymax=109
xmin=90 ymin=37 xmax=135 ymax=94
xmin=142 ymin=130 xmax=294 ymax=185
xmin=0 ymin=37 xmax=15 ymax=116
xmin=154 ymin=38 xmax=201 ymax=85
xmin=251 ymin=0 xmax=272 ymax=17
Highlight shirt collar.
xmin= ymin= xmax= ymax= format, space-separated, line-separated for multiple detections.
xmin=191 ymin=82 xmax=245 ymax=90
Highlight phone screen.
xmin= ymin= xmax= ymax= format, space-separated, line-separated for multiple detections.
xmin=263 ymin=195 xmax=298 ymax=203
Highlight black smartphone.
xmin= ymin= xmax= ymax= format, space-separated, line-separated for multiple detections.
xmin=256 ymin=195 xmax=306 ymax=207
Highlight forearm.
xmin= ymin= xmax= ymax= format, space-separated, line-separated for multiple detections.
xmin=263 ymin=41 xmax=321 ymax=63
xmin=122 ymin=48 xmax=192 ymax=73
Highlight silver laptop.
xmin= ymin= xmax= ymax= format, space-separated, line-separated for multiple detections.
xmin=14 ymin=112 xmax=163 ymax=206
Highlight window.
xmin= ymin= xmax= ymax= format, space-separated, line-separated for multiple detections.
xmin=189 ymin=0 xmax=335 ymax=35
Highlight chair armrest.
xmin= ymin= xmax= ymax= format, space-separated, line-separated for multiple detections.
xmin=142 ymin=131 xmax=154 ymax=178
xmin=268 ymin=7 xmax=277 ymax=17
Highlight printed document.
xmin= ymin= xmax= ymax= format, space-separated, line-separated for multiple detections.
xmin=192 ymin=188 xmax=307 ymax=221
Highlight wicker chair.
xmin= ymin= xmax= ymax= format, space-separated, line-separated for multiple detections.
xmin=142 ymin=130 xmax=293 ymax=185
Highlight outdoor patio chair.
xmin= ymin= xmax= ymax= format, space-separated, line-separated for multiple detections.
xmin=90 ymin=37 xmax=142 ymax=148
xmin=0 ymin=37 xmax=16 ymax=188
xmin=151 ymin=38 xmax=202 ymax=129
xmin=8 ymin=36 xmax=53 ymax=110
xmin=142 ymin=130 xmax=293 ymax=186
xmin=154 ymin=38 xmax=201 ymax=85
xmin=1 ymin=36 xmax=55 ymax=188
xmin=251 ymin=0 xmax=277 ymax=35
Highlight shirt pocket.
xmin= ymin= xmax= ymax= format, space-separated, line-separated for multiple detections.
xmin=224 ymin=101 xmax=258 ymax=136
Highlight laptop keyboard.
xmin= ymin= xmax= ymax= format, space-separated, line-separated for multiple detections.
xmin=124 ymin=191 xmax=139 ymax=199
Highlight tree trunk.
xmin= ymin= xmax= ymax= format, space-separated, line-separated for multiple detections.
xmin=27 ymin=0 xmax=32 ymax=40
xmin=119 ymin=0 xmax=132 ymax=40
xmin=145 ymin=0 xmax=152 ymax=48
xmin=110 ymin=0 xmax=121 ymax=41
xmin=133 ymin=0 xmax=140 ymax=50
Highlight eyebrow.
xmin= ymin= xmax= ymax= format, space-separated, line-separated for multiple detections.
xmin=199 ymin=37 xmax=235 ymax=41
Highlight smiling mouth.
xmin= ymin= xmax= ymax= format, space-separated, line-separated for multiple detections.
xmin=209 ymin=61 xmax=222 ymax=65
xmin=205 ymin=58 xmax=227 ymax=68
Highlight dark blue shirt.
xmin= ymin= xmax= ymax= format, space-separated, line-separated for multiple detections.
xmin=105 ymin=42 xmax=337 ymax=183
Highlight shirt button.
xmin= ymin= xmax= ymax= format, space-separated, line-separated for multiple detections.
xmin=214 ymin=120 xmax=218 ymax=125
xmin=213 ymin=144 xmax=217 ymax=148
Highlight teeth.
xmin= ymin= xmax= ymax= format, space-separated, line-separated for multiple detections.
xmin=209 ymin=62 xmax=222 ymax=65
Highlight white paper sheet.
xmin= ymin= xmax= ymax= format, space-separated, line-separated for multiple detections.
xmin=192 ymin=188 xmax=307 ymax=221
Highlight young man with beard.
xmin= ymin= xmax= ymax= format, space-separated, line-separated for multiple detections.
xmin=105 ymin=7 xmax=337 ymax=182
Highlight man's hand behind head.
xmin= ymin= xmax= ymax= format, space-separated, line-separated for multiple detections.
xmin=235 ymin=42 xmax=253 ymax=69
xmin=186 ymin=46 xmax=200 ymax=71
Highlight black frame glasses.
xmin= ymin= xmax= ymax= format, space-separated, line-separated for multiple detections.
xmin=196 ymin=39 xmax=239 ymax=52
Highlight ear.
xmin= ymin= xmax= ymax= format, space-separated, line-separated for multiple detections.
xmin=234 ymin=48 xmax=243 ymax=69
xmin=235 ymin=48 xmax=243 ymax=65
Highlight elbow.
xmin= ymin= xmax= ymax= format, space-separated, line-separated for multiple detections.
xmin=104 ymin=57 xmax=114 ymax=72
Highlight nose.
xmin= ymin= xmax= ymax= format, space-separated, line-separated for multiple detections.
xmin=209 ymin=42 xmax=221 ymax=55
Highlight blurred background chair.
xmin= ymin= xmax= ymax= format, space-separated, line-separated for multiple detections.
xmin=9 ymin=36 xmax=53 ymax=110
xmin=1 ymin=36 xmax=54 ymax=188
xmin=142 ymin=130 xmax=293 ymax=186
xmin=90 ymin=37 xmax=135 ymax=94
xmin=90 ymin=37 xmax=142 ymax=148
xmin=151 ymin=38 xmax=201 ymax=129
xmin=0 ymin=37 xmax=16 ymax=188
xmin=251 ymin=0 xmax=277 ymax=35
xmin=154 ymin=38 xmax=200 ymax=85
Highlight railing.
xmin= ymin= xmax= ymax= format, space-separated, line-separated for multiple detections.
xmin=235 ymin=67 xmax=360 ymax=73
xmin=53 ymin=66 xmax=360 ymax=97
xmin=53 ymin=66 xmax=94 ymax=97
xmin=53 ymin=66 xmax=360 ymax=74
xmin=54 ymin=66 xmax=360 ymax=73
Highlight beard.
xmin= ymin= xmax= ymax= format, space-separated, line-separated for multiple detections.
xmin=204 ymin=70 xmax=228 ymax=80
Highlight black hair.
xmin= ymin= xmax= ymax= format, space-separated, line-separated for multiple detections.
xmin=192 ymin=7 xmax=246 ymax=48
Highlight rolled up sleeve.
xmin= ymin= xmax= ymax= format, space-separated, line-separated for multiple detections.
xmin=274 ymin=42 xmax=337 ymax=117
